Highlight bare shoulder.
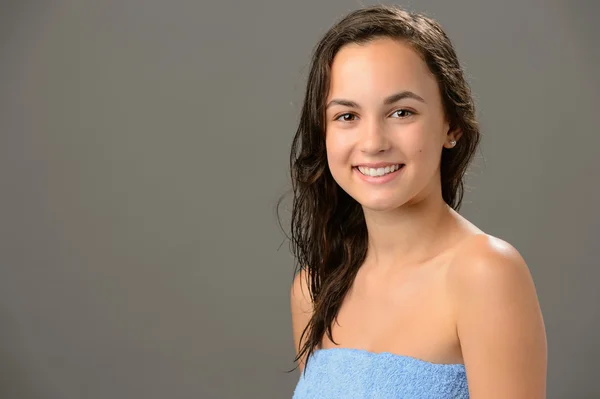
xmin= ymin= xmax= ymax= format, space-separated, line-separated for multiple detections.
xmin=448 ymin=233 xmax=531 ymax=282
xmin=446 ymin=233 xmax=539 ymax=324
xmin=446 ymin=233 xmax=547 ymax=398
xmin=291 ymin=269 xmax=313 ymax=315
xmin=446 ymin=233 xmax=537 ymax=304
xmin=290 ymin=269 xmax=313 ymax=371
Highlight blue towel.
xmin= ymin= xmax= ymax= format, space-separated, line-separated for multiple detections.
xmin=293 ymin=348 xmax=469 ymax=398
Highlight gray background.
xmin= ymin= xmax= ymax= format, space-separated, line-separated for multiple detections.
xmin=1 ymin=0 xmax=598 ymax=398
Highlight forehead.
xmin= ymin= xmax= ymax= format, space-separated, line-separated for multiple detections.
xmin=327 ymin=37 xmax=438 ymax=101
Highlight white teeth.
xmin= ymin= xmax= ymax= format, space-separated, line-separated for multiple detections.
xmin=357 ymin=164 xmax=402 ymax=177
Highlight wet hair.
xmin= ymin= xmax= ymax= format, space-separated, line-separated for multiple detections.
xmin=278 ymin=4 xmax=481 ymax=373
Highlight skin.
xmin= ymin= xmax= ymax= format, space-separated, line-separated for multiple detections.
xmin=291 ymin=37 xmax=547 ymax=398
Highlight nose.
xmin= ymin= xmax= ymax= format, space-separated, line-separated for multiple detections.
xmin=359 ymin=117 xmax=391 ymax=154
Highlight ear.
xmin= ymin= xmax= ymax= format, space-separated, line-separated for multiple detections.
xmin=443 ymin=124 xmax=463 ymax=149
xmin=450 ymin=127 xmax=463 ymax=141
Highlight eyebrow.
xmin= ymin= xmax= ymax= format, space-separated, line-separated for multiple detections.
xmin=325 ymin=90 xmax=426 ymax=110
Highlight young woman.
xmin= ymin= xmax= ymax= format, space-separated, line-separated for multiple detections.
xmin=286 ymin=4 xmax=547 ymax=399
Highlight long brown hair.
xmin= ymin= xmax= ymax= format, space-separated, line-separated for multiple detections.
xmin=278 ymin=4 xmax=481 ymax=373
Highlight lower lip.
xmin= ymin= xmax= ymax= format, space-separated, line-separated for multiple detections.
xmin=353 ymin=165 xmax=405 ymax=184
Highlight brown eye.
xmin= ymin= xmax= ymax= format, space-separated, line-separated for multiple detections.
xmin=391 ymin=109 xmax=414 ymax=118
xmin=335 ymin=113 xmax=357 ymax=122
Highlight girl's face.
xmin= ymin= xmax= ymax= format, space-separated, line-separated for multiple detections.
xmin=325 ymin=37 xmax=458 ymax=211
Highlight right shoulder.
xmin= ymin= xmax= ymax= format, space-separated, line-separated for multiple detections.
xmin=290 ymin=269 xmax=314 ymax=371
xmin=291 ymin=269 xmax=313 ymax=310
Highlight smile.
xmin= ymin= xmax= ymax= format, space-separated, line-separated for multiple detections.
xmin=353 ymin=164 xmax=405 ymax=184
xmin=357 ymin=164 xmax=403 ymax=177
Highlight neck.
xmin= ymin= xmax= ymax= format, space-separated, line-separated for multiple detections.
xmin=362 ymin=188 xmax=456 ymax=270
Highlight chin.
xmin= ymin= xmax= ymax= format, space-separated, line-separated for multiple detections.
xmin=354 ymin=194 xmax=404 ymax=212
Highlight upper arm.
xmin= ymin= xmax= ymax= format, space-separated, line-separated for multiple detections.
xmin=290 ymin=269 xmax=313 ymax=372
xmin=448 ymin=235 xmax=547 ymax=399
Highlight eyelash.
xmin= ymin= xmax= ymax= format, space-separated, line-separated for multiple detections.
xmin=334 ymin=109 xmax=415 ymax=122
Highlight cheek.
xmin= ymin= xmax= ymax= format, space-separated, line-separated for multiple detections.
xmin=325 ymin=131 xmax=351 ymax=164
xmin=325 ymin=133 xmax=353 ymax=187
xmin=405 ymin=121 xmax=443 ymax=155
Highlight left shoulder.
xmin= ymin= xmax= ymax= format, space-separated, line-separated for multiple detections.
xmin=447 ymin=233 xmax=547 ymax=398
xmin=448 ymin=233 xmax=530 ymax=283
xmin=447 ymin=232 xmax=539 ymax=324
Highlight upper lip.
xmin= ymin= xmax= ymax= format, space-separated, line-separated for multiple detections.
xmin=354 ymin=162 xmax=404 ymax=168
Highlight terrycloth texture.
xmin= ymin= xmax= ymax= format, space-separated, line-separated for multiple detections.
xmin=293 ymin=348 xmax=469 ymax=399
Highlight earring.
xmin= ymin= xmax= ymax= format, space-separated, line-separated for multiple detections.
xmin=449 ymin=140 xmax=457 ymax=147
